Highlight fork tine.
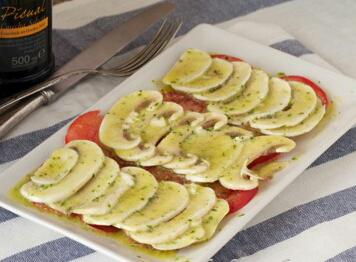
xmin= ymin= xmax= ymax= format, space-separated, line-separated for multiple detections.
xmin=117 ymin=22 xmax=175 ymax=73
xmin=113 ymin=19 xmax=170 ymax=70
xmin=115 ymin=20 xmax=174 ymax=72
xmin=117 ymin=20 xmax=182 ymax=75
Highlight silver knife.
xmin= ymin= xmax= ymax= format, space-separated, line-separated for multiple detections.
xmin=0 ymin=1 xmax=174 ymax=139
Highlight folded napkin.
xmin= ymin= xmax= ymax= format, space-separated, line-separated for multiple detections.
xmin=0 ymin=2 xmax=355 ymax=262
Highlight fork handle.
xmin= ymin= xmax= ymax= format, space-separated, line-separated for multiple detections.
xmin=0 ymin=94 xmax=48 ymax=139
xmin=0 ymin=69 xmax=111 ymax=115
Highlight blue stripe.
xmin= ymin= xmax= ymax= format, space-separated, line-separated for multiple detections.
xmin=270 ymin=39 xmax=313 ymax=57
xmin=0 ymin=118 xmax=72 ymax=165
xmin=326 ymin=246 xmax=356 ymax=262
xmin=1 ymin=237 xmax=94 ymax=262
xmin=212 ymin=185 xmax=356 ymax=261
xmin=0 ymin=207 xmax=17 ymax=223
xmin=53 ymin=0 xmax=294 ymax=69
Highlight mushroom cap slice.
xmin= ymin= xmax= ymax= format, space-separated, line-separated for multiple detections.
xmin=49 ymin=157 xmax=119 ymax=214
xmin=70 ymin=171 xmax=133 ymax=215
xmin=181 ymin=130 xmax=242 ymax=183
xmin=261 ymin=99 xmax=326 ymax=137
xmin=200 ymin=112 xmax=228 ymax=130
xmin=193 ymin=61 xmax=252 ymax=102
xmin=172 ymin=58 xmax=233 ymax=93
xmin=21 ymin=140 xmax=105 ymax=203
xmin=199 ymin=198 xmax=229 ymax=241
xmin=128 ymin=184 xmax=216 ymax=245
xmin=99 ymin=90 xmax=162 ymax=150
xmin=152 ymin=226 xmax=205 ymax=251
xmin=219 ymin=136 xmax=295 ymax=190
xmin=208 ymin=69 xmax=269 ymax=115
xmin=229 ymin=77 xmax=291 ymax=125
xmin=115 ymin=181 xmax=189 ymax=231
xmin=154 ymin=199 xmax=229 ymax=250
xmin=82 ymin=167 xmax=158 ymax=225
xmin=250 ymin=81 xmax=317 ymax=129
xmin=163 ymin=48 xmax=212 ymax=85
xmin=31 ymin=148 xmax=78 ymax=185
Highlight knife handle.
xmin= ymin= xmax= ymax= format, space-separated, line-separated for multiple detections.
xmin=0 ymin=90 xmax=54 ymax=139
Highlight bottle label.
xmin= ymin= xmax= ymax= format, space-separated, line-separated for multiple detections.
xmin=0 ymin=0 xmax=50 ymax=72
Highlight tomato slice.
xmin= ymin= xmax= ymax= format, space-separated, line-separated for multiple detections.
xmin=89 ymin=224 xmax=120 ymax=233
xmin=163 ymin=91 xmax=207 ymax=112
xmin=248 ymin=152 xmax=280 ymax=169
xmin=282 ymin=75 xmax=329 ymax=106
xmin=65 ymin=110 xmax=103 ymax=144
xmin=211 ymin=54 xmax=243 ymax=62
xmin=210 ymin=183 xmax=258 ymax=214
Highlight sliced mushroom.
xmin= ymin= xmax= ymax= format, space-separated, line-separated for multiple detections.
xmin=99 ymin=90 xmax=163 ymax=150
xmin=163 ymin=48 xmax=212 ymax=85
xmin=193 ymin=61 xmax=252 ymax=102
xmin=208 ymin=69 xmax=269 ymax=115
xmin=219 ymin=136 xmax=295 ymax=190
xmin=250 ymin=81 xmax=317 ymax=129
xmin=172 ymin=58 xmax=233 ymax=93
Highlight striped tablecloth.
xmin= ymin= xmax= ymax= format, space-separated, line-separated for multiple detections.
xmin=1 ymin=0 xmax=356 ymax=261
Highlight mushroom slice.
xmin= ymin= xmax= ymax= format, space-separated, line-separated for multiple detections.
xmin=71 ymin=171 xmax=133 ymax=215
xmin=208 ymin=69 xmax=269 ymax=115
xmin=219 ymin=136 xmax=295 ymax=190
xmin=138 ymin=153 xmax=173 ymax=167
xmin=152 ymin=226 xmax=205 ymax=251
xmin=173 ymin=111 xmax=205 ymax=127
xmin=173 ymin=159 xmax=210 ymax=175
xmin=99 ymin=90 xmax=162 ymax=150
xmin=163 ymin=48 xmax=212 ymax=85
xmin=158 ymin=125 xmax=199 ymax=169
xmin=128 ymin=184 xmax=216 ymax=245
xmin=251 ymin=161 xmax=288 ymax=180
xmin=115 ymin=181 xmax=189 ymax=231
xmin=21 ymin=140 xmax=105 ymax=203
xmin=181 ymin=130 xmax=242 ymax=183
xmin=193 ymin=61 xmax=252 ymax=102
xmin=163 ymin=154 xmax=199 ymax=169
xmin=199 ymin=199 xmax=229 ymax=241
xmin=229 ymin=77 xmax=291 ymax=125
xmin=114 ymin=144 xmax=155 ymax=162
xmin=172 ymin=58 xmax=233 ymax=93
xmin=115 ymin=102 xmax=181 ymax=162
xmin=31 ymin=148 xmax=78 ymax=185
xmin=217 ymin=125 xmax=254 ymax=139
xmin=250 ymin=81 xmax=317 ymax=129
xmin=200 ymin=112 xmax=228 ymax=130
xmin=82 ymin=167 xmax=158 ymax=225
xmin=153 ymin=101 xmax=184 ymax=123
xmin=152 ymin=198 xmax=229 ymax=250
xmin=261 ymin=99 xmax=326 ymax=137
xmin=49 ymin=157 xmax=119 ymax=214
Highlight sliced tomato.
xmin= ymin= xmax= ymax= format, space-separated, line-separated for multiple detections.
xmin=211 ymin=54 xmax=243 ymax=62
xmin=89 ymin=224 xmax=120 ymax=233
xmin=248 ymin=152 xmax=280 ymax=169
xmin=282 ymin=75 xmax=329 ymax=106
xmin=163 ymin=91 xmax=207 ymax=113
xmin=65 ymin=110 xmax=103 ymax=144
xmin=145 ymin=166 xmax=188 ymax=184
xmin=209 ymin=183 xmax=258 ymax=214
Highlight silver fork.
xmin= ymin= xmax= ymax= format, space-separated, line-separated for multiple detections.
xmin=0 ymin=19 xmax=182 ymax=115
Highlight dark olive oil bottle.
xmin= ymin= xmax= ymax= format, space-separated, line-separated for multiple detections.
xmin=0 ymin=0 xmax=54 ymax=98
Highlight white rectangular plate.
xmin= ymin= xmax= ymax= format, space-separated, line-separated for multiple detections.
xmin=1 ymin=24 xmax=356 ymax=262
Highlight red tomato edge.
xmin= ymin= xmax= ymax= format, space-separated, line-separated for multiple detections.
xmin=211 ymin=54 xmax=243 ymax=62
xmin=65 ymin=110 xmax=103 ymax=144
xmin=282 ymin=75 xmax=329 ymax=106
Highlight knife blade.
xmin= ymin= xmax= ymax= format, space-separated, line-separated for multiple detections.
xmin=0 ymin=1 xmax=174 ymax=139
